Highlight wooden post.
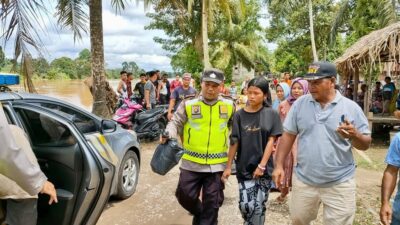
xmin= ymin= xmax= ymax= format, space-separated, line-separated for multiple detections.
xmin=364 ymin=67 xmax=373 ymax=115
xmin=353 ymin=67 xmax=359 ymax=101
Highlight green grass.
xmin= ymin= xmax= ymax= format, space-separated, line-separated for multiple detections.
xmin=354 ymin=146 xmax=388 ymax=171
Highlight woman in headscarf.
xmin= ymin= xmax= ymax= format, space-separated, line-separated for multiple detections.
xmin=276 ymin=78 xmax=309 ymax=202
xmin=272 ymin=83 xmax=290 ymax=110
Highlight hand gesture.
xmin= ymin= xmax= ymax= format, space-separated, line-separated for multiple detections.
xmin=40 ymin=181 xmax=58 ymax=205
xmin=337 ymin=119 xmax=357 ymax=139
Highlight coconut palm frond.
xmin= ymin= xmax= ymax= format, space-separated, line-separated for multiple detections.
xmin=210 ymin=41 xmax=228 ymax=60
xmin=0 ymin=0 xmax=47 ymax=64
xmin=378 ymin=0 xmax=398 ymax=27
xmin=188 ymin=0 xmax=194 ymax=15
xmin=213 ymin=48 xmax=232 ymax=70
xmin=239 ymin=0 xmax=246 ymax=19
xmin=234 ymin=42 xmax=255 ymax=69
xmin=111 ymin=0 xmax=129 ymax=14
xmin=56 ymin=0 xmax=89 ymax=42
xmin=329 ymin=0 xmax=350 ymax=47
xmin=217 ymin=0 xmax=232 ymax=23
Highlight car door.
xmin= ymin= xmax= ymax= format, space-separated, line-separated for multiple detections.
xmin=8 ymin=103 xmax=115 ymax=225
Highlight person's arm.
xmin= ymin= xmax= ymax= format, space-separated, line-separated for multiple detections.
xmin=222 ymin=112 xmax=240 ymax=181
xmin=380 ymin=165 xmax=399 ymax=225
xmin=157 ymin=82 xmax=162 ymax=100
xmin=167 ymin=99 xmax=176 ymax=121
xmin=222 ymin=142 xmax=238 ymax=181
xmin=144 ymin=89 xmax=150 ymax=109
xmin=117 ymin=81 xmax=123 ymax=95
xmin=273 ymin=132 xmax=296 ymax=184
xmin=254 ymin=136 xmax=277 ymax=178
xmin=162 ymin=100 xmax=188 ymax=143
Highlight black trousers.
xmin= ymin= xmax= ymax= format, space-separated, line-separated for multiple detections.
xmin=175 ymin=169 xmax=224 ymax=225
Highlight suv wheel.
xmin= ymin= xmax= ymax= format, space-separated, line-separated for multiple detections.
xmin=116 ymin=151 xmax=139 ymax=199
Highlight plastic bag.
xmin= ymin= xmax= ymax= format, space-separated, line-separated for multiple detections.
xmin=150 ymin=139 xmax=184 ymax=175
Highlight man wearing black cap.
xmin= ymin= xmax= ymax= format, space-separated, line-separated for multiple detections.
xmin=163 ymin=68 xmax=235 ymax=225
xmin=272 ymin=61 xmax=371 ymax=225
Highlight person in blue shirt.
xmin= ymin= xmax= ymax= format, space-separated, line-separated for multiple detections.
xmin=382 ymin=76 xmax=396 ymax=115
xmin=273 ymin=61 xmax=371 ymax=225
xmin=381 ymin=110 xmax=400 ymax=225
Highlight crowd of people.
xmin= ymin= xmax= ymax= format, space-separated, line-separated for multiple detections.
xmin=116 ymin=70 xmax=197 ymax=111
xmin=115 ymin=70 xmax=257 ymax=116
xmin=112 ymin=64 xmax=400 ymax=225
xmin=341 ymin=76 xmax=398 ymax=115
xmin=2 ymin=61 xmax=400 ymax=225
xmin=157 ymin=61 xmax=397 ymax=225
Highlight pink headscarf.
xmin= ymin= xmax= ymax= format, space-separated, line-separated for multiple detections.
xmin=287 ymin=78 xmax=309 ymax=105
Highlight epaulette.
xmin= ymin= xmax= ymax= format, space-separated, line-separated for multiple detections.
xmin=184 ymin=94 xmax=196 ymax=100
xmin=221 ymin=94 xmax=234 ymax=101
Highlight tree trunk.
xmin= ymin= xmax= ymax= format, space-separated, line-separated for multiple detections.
xmin=193 ymin=32 xmax=204 ymax=62
xmin=308 ymin=0 xmax=318 ymax=62
xmin=21 ymin=53 xmax=37 ymax=93
xmin=89 ymin=0 xmax=111 ymax=118
xmin=202 ymin=0 xmax=211 ymax=69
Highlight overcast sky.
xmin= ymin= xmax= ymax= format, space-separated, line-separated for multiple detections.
xmin=3 ymin=2 xmax=274 ymax=72
xmin=3 ymin=2 xmax=172 ymax=71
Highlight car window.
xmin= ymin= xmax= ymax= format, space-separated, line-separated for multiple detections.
xmin=2 ymin=106 xmax=11 ymax=124
xmin=15 ymin=109 xmax=77 ymax=147
xmin=32 ymin=102 xmax=98 ymax=134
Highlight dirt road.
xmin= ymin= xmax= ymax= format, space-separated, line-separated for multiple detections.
xmin=97 ymin=142 xmax=386 ymax=225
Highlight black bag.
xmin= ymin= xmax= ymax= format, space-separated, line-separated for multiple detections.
xmin=150 ymin=139 xmax=185 ymax=175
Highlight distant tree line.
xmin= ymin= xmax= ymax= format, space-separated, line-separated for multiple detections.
xmin=0 ymin=48 xmax=147 ymax=80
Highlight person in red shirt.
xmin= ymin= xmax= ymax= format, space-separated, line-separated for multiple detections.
xmin=170 ymin=74 xmax=182 ymax=94
xmin=273 ymin=78 xmax=278 ymax=87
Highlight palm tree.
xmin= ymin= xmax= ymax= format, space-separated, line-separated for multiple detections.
xmin=122 ymin=61 xmax=129 ymax=71
xmin=330 ymin=0 xmax=400 ymax=46
xmin=267 ymin=0 xmax=318 ymax=61
xmin=188 ymin=0 xmax=235 ymax=69
xmin=210 ymin=1 xmax=267 ymax=72
xmin=0 ymin=0 xmax=149 ymax=117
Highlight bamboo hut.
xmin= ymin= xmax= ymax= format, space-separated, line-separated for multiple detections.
xmin=335 ymin=22 xmax=400 ymax=117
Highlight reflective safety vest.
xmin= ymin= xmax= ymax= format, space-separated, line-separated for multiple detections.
xmin=183 ymin=98 xmax=234 ymax=164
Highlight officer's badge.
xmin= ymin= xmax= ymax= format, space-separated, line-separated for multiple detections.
xmin=219 ymin=105 xmax=228 ymax=119
xmin=192 ymin=105 xmax=201 ymax=117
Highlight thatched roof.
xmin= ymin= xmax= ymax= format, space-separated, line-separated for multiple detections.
xmin=335 ymin=22 xmax=400 ymax=76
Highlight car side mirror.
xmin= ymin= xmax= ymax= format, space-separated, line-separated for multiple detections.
xmin=101 ymin=119 xmax=117 ymax=134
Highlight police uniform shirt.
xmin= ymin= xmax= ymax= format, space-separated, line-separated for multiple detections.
xmin=165 ymin=94 xmax=235 ymax=173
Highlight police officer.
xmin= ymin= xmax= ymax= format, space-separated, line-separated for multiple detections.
xmin=0 ymin=104 xmax=57 ymax=225
xmin=162 ymin=68 xmax=235 ymax=225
